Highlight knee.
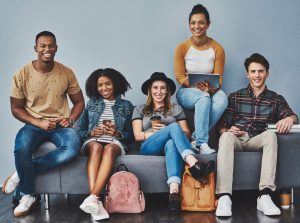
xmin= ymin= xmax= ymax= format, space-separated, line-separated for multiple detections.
xmin=262 ymin=131 xmax=278 ymax=147
xmin=63 ymin=129 xmax=81 ymax=151
xmin=56 ymin=147 xmax=78 ymax=163
xmin=64 ymin=128 xmax=80 ymax=141
xmin=220 ymin=132 xmax=235 ymax=141
xmin=219 ymin=132 xmax=236 ymax=149
xmin=103 ymin=145 xmax=119 ymax=158
xmin=165 ymin=139 xmax=176 ymax=150
xmin=263 ymin=130 xmax=277 ymax=139
xmin=169 ymin=123 xmax=185 ymax=135
xmin=87 ymin=143 xmax=103 ymax=157
xmin=219 ymin=98 xmax=228 ymax=111
xmin=169 ymin=123 xmax=180 ymax=130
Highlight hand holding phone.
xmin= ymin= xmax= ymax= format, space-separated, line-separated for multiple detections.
xmin=103 ymin=120 xmax=112 ymax=126
xmin=235 ymin=123 xmax=246 ymax=131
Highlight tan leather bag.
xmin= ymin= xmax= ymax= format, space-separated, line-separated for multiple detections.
xmin=181 ymin=164 xmax=216 ymax=211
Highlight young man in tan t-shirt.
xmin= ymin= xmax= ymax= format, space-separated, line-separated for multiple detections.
xmin=2 ymin=31 xmax=85 ymax=217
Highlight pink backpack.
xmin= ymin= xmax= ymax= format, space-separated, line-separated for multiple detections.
xmin=104 ymin=164 xmax=145 ymax=213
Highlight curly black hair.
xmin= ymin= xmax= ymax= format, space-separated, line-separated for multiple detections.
xmin=85 ymin=68 xmax=131 ymax=98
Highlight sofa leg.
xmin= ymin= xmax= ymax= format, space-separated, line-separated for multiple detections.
xmin=291 ymin=188 xmax=294 ymax=204
xmin=44 ymin=194 xmax=50 ymax=210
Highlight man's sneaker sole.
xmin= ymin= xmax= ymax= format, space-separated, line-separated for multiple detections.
xmin=257 ymin=204 xmax=281 ymax=216
xmin=14 ymin=200 xmax=38 ymax=217
xmin=2 ymin=173 xmax=17 ymax=195
xmin=216 ymin=210 xmax=232 ymax=217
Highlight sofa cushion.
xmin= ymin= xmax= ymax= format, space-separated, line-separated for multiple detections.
xmin=34 ymin=126 xmax=300 ymax=194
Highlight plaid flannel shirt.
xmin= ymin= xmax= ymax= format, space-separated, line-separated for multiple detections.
xmin=219 ymin=85 xmax=297 ymax=137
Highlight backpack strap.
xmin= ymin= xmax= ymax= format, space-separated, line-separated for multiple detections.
xmin=117 ymin=163 xmax=129 ymax=172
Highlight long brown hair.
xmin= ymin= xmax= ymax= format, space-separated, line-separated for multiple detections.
xmin=143 ymin=81 xmax=173 ymax=116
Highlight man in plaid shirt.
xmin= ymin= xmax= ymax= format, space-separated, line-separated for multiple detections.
xmin=215 ymin=53 xmax=298 ymax=217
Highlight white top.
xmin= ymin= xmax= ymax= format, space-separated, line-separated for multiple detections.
xmin=185 ymin=47 xmax=215 ymax=74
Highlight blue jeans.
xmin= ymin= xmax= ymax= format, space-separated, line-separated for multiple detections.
xmin=140 ymin=123 xmax=194 ymax=185
xmin=176 ymin=87 xmax=228 ymax=146
xmin=14 ymin=124 xmax=80 ymax=195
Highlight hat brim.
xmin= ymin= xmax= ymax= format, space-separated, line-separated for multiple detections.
xmin=141 ymin=77 xmax=176 ymax=95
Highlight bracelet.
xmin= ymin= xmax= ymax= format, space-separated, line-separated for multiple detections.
xmin=143 ymin=132 xmax=146 ymax=140
xmin=68 ymin=117 xmax=75 ymax=126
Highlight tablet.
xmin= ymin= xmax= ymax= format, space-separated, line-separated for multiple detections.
xmin=188 ymin=73 xmax=220 ymax=88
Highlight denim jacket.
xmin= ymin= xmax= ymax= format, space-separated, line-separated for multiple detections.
xmin=77 ymin=96 xmax=134 ymax=145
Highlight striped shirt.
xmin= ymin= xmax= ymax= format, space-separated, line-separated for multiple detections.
xmin=219 ymin=85 xmax=296 ymax=137
xmin=98 ymin=99 xmax=115 ymax=126
xmin=98 ymin=99 xmax=115 ymax=141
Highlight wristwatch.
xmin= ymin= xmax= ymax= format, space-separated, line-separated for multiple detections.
xmin=68 ymin=118 xmax=75 ymax=126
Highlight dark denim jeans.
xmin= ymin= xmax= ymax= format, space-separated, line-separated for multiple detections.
xmin=14 ymin=124 xmax=80 ymax=196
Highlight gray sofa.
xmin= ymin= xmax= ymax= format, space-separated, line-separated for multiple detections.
xmin=34 ymin=111 xmax=300 ymax=209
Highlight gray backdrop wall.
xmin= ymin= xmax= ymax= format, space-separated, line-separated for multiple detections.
xmin=1 ymin=0 xmax=299 ymax=183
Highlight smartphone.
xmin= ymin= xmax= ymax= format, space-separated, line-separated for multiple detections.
xmin=235 ymin=123 xmax=246 ymax=131
xmin=103 ymin=120 xmax=112 ymax=126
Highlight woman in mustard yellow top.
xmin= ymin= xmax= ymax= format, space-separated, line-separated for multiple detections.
xmin=174 ymin=4 xmax=228 ymax=154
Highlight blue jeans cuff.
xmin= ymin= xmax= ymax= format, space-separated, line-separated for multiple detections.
xmin=181 ymin=149 xmax=195 ymax=160
xmin=19 ymin=191 xmax=27 ymax=196
xmin=167 ymin=176 xmax=181 ymax=185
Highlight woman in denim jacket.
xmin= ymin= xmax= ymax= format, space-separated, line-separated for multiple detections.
xmin=77 ymin=68 xmax=133 ymax=220
xmin=132 ymin=72 xmax=215 ymax=212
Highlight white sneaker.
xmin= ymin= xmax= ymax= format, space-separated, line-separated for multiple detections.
xmin=257 ymin=194 xmax=281 ymax=216
xmin=91 ymin=201 xmax=109 ymax=221
xmin=14 ymin=194 xmax=37 ymax=217
xmin=199 ymin=143 xmax=216 ymax=154
xmin=80 ymin=194 xmax=101 ymax=215
xmin=216 ymin=195 xmax=232 ymax=217
xmin=2 ymin=172 xmax=19 ymax=195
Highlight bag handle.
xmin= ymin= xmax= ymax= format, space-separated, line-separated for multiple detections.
xmin=117 ymin=163 xmax=129 ymax=172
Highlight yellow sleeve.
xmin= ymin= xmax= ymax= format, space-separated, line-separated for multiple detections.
xmin=211 ymin=40 xmax=225 ymax=85
xmin=66 ymin=69 xmax=81 ymax=95
xmin=10 ymin=69 xmax=25 ymax=99
xmin=174 ymin=41 xmax=189 ymax=86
